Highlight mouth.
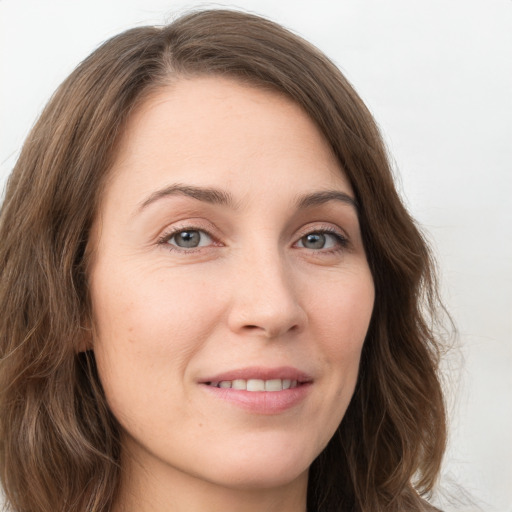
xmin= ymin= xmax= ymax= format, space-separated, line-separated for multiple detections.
xmin=200 ymin=366 xmax=312 ymax=390
xmin=205 ymin=378 xmax=302 ymax=391
xmin=199 ymin=367 xmax=313 ymax=414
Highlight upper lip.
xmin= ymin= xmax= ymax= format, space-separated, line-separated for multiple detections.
xmin=199 ymin=366 xmax=313 ymax=384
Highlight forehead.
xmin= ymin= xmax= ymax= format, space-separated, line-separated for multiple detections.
xmin=105 ymin=76 xmax=352 ymax=210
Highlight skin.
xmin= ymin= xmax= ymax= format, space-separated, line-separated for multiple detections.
xmin=89 ymin=76 xmax=375 ymax=512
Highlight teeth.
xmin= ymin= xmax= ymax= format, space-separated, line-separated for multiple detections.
xmin=265 ymin=379 xmax=282 ymax=391
xmin=247 ymin=379 xmax=265 ymax=391
xmin=211 ymin=378 xmax=300 ymax=391
xmin=232 ymin=379 xmax=246 ymax=390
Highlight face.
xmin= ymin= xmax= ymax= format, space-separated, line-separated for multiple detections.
xmin=89 ymin=77 xmax=374 ymax=495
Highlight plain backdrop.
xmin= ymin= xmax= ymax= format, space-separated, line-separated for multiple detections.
xmin=1 ymin=1 xmax=511 ymax=511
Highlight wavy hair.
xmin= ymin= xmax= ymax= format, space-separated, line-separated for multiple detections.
xmin=0 ymin=9 xmax=447 ymax=512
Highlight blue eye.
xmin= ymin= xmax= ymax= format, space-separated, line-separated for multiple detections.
xmin=296 ymin=231 xmax=345 ymax=250
xmin=166 ymin=229 xmax=212 ymax=249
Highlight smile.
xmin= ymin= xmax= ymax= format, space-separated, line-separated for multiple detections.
xmin=200 ymin=366 xmax=313 ymax=413
xmin=207 ymin=378 xmax=299 ymax=391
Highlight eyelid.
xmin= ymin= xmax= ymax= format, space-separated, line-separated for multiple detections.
xmin=157 ymin=222 xmax=221 ymax=251
xmin=293 ymin=223 xmax=350 ymax=251
xmin=294 ymin=223 xmax=348 ymax=241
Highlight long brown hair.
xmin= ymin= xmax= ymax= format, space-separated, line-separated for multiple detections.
xmin=0 ymin=9 xmax=447 ymax=512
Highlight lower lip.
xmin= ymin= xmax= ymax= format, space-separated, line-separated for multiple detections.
xmin=201 ymin=383 xmax=312 ymax=414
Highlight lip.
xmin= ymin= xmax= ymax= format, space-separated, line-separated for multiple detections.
xmin=199 ymin=366 xmax=313 ymax=384
xmin=199 ymin=366 xmax=313 ymax=415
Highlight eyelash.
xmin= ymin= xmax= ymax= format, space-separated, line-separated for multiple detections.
xmin=157 ymin=225 xmax=349 ymax=254
xmin=296 ymin=226 xmax=349 ymax=254
xmin=157 ymin=225 xmax=217 ymax=253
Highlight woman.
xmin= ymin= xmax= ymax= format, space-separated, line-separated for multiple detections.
xmin=0 ymin=9 xmax=447 ymax=512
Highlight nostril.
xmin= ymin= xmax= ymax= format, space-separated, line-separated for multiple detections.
xmin=241 ymin=322 xmax=301 ymax=337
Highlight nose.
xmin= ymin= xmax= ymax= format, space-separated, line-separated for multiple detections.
xmin=227 ymin=247 xmax=307 ymax=339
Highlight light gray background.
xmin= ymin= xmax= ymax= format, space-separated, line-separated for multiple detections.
xmin=1 ymin=1 xmax=511 ymax=511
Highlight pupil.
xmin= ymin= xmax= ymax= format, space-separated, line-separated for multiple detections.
xmin=176 ymin=230 xmax=200 ymax=248
xmin=304 ymin=233 xmax=325 ymax=249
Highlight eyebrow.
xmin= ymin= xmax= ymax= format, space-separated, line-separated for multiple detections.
xmin=138 ymin=184 xmax=236 ymax=211
xmin=295 ymin=190 xmax=358 ymax=211
xmin=137 ymin=183 xmax=358 ymax=213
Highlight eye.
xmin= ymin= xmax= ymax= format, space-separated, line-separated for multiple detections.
xmin=296 ymin=230 xmax=347 ymax=250
xmin=164 ymin=229 xmax=213 ymax=249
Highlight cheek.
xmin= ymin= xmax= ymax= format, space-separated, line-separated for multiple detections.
xmin=295 ymin=271 xmax=373 ymax=454
xmin=312 ymin=269 xmax=374 ymax=339
xmin=89 ymin=265 xmax=222 ymax=406
xmin=308 ymin=270 xmax=374 ymax=381
xmin=91 ymin=262 xmax=219 ymax=346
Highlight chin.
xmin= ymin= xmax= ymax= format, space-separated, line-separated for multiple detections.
xmin=208 ymin=460 xmax=309 ymax=491
xmin=193 ymin=436 xmax=319 ymax=490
